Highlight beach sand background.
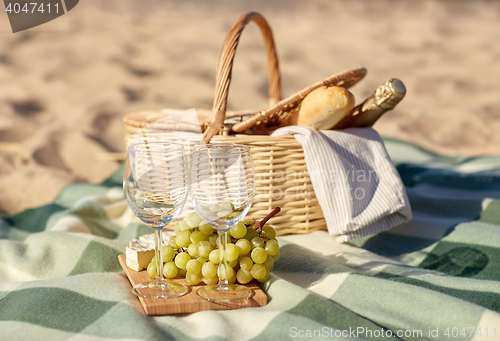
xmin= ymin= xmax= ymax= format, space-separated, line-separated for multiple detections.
xmin=0 ymin=0 xmax=499 ymax=214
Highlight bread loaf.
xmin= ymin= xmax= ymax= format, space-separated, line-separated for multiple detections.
xmin=292 ymin=86 xmax=355 ymax=130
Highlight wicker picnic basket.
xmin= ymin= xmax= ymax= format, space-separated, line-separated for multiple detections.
xmin=123 ymin=12 xmax=369 ymax=235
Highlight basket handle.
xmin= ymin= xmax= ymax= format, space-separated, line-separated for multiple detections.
xmin=203 ymin=12 xmax=282 ymax=143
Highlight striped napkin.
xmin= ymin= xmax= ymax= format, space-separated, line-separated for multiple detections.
xmin=271 ymin=126 xmax=412 ymax=242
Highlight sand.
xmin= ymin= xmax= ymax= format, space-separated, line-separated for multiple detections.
xmin=0 ymin=0 xmax=499 ymax=214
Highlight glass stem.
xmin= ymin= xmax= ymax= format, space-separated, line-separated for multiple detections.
xmin=154 ymin=228 xmax=164 ymax=285
xmin=218 ymin=230 xmax=229 ymax=288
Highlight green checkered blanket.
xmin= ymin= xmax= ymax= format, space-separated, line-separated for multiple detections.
xmin=1 ymin=139 xmax=500 ymax=341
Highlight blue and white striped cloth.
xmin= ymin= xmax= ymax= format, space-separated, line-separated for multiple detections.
xmin=272 ymin=126 xmax=412 ymax=242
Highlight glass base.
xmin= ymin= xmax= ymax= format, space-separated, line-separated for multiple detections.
xmin=132 ymin=280 xmax=188 ymax=299
xmin=195 ymin=284 xmax=251 ymax=303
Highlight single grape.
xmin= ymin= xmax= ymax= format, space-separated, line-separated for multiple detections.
xmin=230 ymin=222 xmax=247 ymax=239
xmin=173 ymin=222 xmax=182 ymax=234
xmin=208 ymin=234 xmax=218 ymax=247
xmin=199 ymin=223 xmax=215 ymax=236
xmin=186 ymin=212 xmax=203 ymax=228
xmin=169 ymin=235 xmax=178 ymax=248
xmin=225 ymin=243 xmax=239 ymax=262
xmin=251 ymin=237 xmax=265 ymax=249
xmin=190 ymin=231 xmax=206 ymax=244
xmin=176 ymin=230 xmax=191 ymax=247
xmin=162 ymin=245 xmax=176 ymax=262
xmin=209 ymin=204 xmax=222 ymax=212
xmin=187 ymin=242 xmax=199 ymax=258
xmin=228 ymin=259 xmax=239 ymax=268
xmin=236 ymin=268 xmax=253 ymax=284
xmin=251 ymin=247 xmax=268 ymax=264
xmin=177 ymin=268 xmax=187 ymax=277
xmin=217 ymin=210 xmax=232 ymax=218
xmin=257 ymin=269 xmax=270 ymax=283
xmin=239 ymin=256 xmax=253 ymax=271
xmin=244 ymin=227 xmax=259 ymax=241
xmin=214 ymin=236 xmax=223 ymax=248
xmin=242 ymin=219 xmax=254 ymax=226
xmin=175 ymin=252 xmax=191 ymax=269
xmin=186 ymin=272 xmax=202 ymax=285
xmin=217 ymin=264 xmax=235 ymax=281
xmin=235 ymin=238 xmax=251 ymax=255
xmin=203 ymin=276 xmax=219 ymax=285
xmin=251 ymin=263 xmax=267 ymax=280
xmin=272 ymin=251 xmax=280 ymax=262
xmin=227 ymin=212 xmax=240 ymax=219
xmin=265 ymin=239 xmax=280 ymax=256
xmin=179 ymin=220 xmax=191 ymax=231
xmin=201 ymin=261 xmax=217 ymax=279
xmin=147 ymin=260 xmax=156 ymax=279
xmin=209 ymin=249 xmax=221 ymax=264
xmin=198 ymin=241 xmax=214 ymax=258
xmin=261 ymin=225 xmax=276 ymax=239
xmin=220 ymin=201 xmax=234 ymax=212
xmin=163 ymin=261 xmax=178 ymax=278
xmin=186 ymin=259 xmax=202 ymax=275
xmin=263 ymin=255 xmax=274 ymax=270
xmin=197 ymin=256 xmax=208 ymax=264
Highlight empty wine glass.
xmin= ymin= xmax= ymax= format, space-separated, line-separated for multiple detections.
xmin=123 ymin=142 xmax=189 ymax=299
xmin=190 ymin=144 xmax=255 ymax=302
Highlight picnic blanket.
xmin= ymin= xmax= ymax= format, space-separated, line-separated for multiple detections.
xmin=1 ymin=138 xmax=500 ymax=341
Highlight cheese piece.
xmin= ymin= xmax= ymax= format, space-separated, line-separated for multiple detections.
xmin=126 ymin=245 xmax=155 ymax=272
xmin=138 ymin=234 xmax=156 ymax=246
xmin=139 ymin=232 xmax=172 ymax=247
xmin=126 ymin=232 xmax=174 ymax=271
xmin=129 ymin=238 xmax=149 ymax=248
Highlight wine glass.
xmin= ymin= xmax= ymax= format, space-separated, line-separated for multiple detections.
xmin=123 ymin=142 xmax=189 ymax=299
xmin=190 ymin=144 xmax=255 ymax=302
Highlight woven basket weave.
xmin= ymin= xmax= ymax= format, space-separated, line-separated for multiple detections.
xmin=123 ymin=12 xmax=366 ymax=235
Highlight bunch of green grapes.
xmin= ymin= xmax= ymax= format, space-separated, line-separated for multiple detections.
xmin=146 ymin=210 xmax=280 ymax=285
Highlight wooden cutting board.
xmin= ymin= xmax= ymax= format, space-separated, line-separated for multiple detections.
xmin=118 ymin=254 xmax=267 ymax=315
